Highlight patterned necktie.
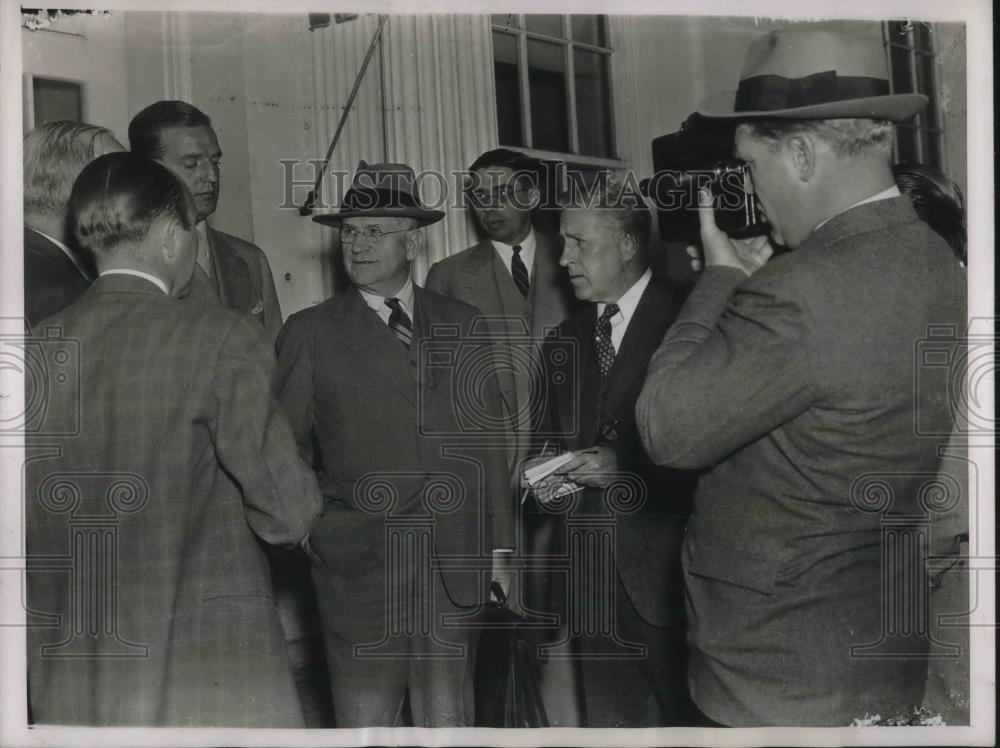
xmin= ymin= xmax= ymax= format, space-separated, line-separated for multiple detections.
xmin=384 ymin=297 xmax=413 ymax=348
xmin=511 ymin=245 xmax=530 ymax=298
xmin=593 ymin=303 xmax=620 ymax=378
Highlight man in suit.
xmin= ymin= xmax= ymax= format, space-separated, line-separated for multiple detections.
xmin=129 ymin=100 xmax=282 ymax=338
xmin=26 ymin=153 xmax=322 ymax=726
xmin=527 ymin=178 xmax=694 ymax=726
xmin=425 ymin=148 xmax=577 ymax=466
xmin=636 ymin=29 xmax=966 ymax=726
xmin=23 ymin=120 xmax=124 ymax=326
xmin=274 ymin=161 xmax=513 ymax=727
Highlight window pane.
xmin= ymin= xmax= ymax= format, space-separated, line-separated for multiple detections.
xmin=574 ymin=50 xmax=613 ymax=158
xmin=525 ymin=14 xmax=565 ymax=38
xmin=570 ymin=15 xmax=607 ymax=47
xmin=895 ymin=124 xmax=918 ymax=164
xmin=527 ymin=39 xmax=568 ymax=152
xmin=493 ymin=32 xmax=523 ymax=147
xmin=889 ymin=45 xmax=913 ymax=93
xmin=33 ymin=78 xmax=82 ymax=126
xmin=491 ymin=13 xmax=519 ymax=30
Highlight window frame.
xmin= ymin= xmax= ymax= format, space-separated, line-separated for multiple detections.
xmin=882 ymin=20 xmax=946 ymax=170
xmin=491 ymin=14 xmax=621 ymax=166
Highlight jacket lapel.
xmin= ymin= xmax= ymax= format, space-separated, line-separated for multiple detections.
xmin=333 ymin=288 xmax=416 ymax=407
xmin=457 ymin=240 xmax=505 ymax=316
xmin=602 ymin=279 xmax=675 ymax=417
xmin=529 ymin=233 xmax=567 ymax=340
xmin=208 ymin=229 xmax=255 ymax=313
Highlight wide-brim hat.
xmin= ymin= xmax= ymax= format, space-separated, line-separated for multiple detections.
xmin=313 ymin=159 xmax=445 ymax=227
xmin=697 ymin=29 xmax=927 ymax=122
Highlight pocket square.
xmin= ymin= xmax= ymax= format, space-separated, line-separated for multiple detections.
xmin=249 ymin=298 xmax=265 ymax=315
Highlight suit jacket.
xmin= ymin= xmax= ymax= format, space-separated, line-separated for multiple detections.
xmin=26 ymin=274 xmax=322 ymax=727
xmin=425 ymin=234 xmax=578 ymax=462
xmin=185 ymin=226 xmax=283 ymax=340
xmin=273 ymin=285 xmax=513 ymax=607
xmin=24 ymin=226 xmax=90 ymax=328
xmin=536 ymin=276 xmax=694 ymax=627
xmin=637 ymin=196 xmax=967 ymax=726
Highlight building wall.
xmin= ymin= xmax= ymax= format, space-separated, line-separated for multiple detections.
xmin=22 ymin=12 xmax=970 ymax=318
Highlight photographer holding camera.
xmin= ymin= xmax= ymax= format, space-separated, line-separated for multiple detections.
xmin=636 ymin=28 xmax=966 ymax=726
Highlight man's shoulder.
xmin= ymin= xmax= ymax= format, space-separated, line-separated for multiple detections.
xmin=416 ymin=285 xmax=482 ymax=322
xmin=427 ymin=239 xmax=491 ymax=274
xmin=209 ymin=227 xmax=269 ymax=263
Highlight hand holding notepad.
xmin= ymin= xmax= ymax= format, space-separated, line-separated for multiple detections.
xmin=522 ymin=451 xmax=583 ymax=504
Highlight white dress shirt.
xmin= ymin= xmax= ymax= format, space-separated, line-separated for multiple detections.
xmin=491 ymin=228 xmax=536 ymax=282
xmin=358 ymin=277 xmax=415 ymax=325
xmin=99 ymin=269 xmax=169 ymax=295
xmin=597 ymin=268 xmax=652 ymax=353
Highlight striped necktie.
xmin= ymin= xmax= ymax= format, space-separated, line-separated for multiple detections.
xmin=511 ymin=245 xmax=530 ymax=298
xmin=593 ymin=303 xmax=620 ymax=378
xmin=385 ymin=297 xmax=413 ymax=348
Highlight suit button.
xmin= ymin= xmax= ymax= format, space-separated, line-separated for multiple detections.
xmin=409 ymin=359 xmax=417 ymax=367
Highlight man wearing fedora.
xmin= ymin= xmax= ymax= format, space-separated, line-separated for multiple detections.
xmin=274 ymin=161 xmax=514 ymax=727
xmin=637 ymin=27 xmax=965 ymax=726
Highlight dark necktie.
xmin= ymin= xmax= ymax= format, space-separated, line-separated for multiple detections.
xmin=511 ymin=245 xmax=530 ymax=298
xmin=384 ymin=297 xmax=413 ymax=348
xmin=593 ymin=303 xmax=620 ymax=378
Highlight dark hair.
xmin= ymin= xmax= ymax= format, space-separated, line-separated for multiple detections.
xmin=893 ymin=163 xmax=966 ymax=264
xmin=469 ymin=147 xmax=541 ymax=188
xmin=70 ymin=152 xmax=195 ymax=256
xmin=128 ymin=100 xmax=213 ymax=159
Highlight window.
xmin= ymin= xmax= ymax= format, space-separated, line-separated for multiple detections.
xmin=883 ymin=21 xmax=944 ymax=169
xmin=32 ymin=76 xmax=84 ymax=126
xmin=491 ymin=14 xmax=615 ymax=160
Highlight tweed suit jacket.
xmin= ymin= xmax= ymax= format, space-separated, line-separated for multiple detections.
xmin=425 ymin=234 xmax=578 ymax=464
xmin=637 ymin=196 xmax=967 ymax=726
xmin=273 ymin=285 xmax=513 ymax=607
xmin=24 ymin=226 xmax=91 ymax=327
xmin=536 ymin=276 xmax=695 ymax=627
xmin=26 ymin=274 xmax=322 ymax=727
xmin=185 ymin=226 xmax=283 ymax=340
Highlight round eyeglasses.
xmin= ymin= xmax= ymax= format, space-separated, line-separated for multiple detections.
xmin=340 ymin=225 xmax=412 ymax=244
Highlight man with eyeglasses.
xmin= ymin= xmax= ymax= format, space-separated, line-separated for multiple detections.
xmin=274 ymin=161 xmax=513 ymax=727
xmin=426 ymin=148 xmax=577 ymax=473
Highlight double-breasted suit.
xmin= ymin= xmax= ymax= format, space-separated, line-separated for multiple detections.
xmin=186 ymin=226 xmax=283 ymax=340
xmin=534 ymin=275 xmax=696 ymax=726
xmin=26 ymin=274 xmax=322 ymax=727
xmin=274 ymin=284 xmax=512 ymax=726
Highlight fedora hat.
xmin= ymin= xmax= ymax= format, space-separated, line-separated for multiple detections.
xmin=313 ymin=160 xmax=445 ymax=227
xmin=698 ymin=29 xmax=927 ymax=122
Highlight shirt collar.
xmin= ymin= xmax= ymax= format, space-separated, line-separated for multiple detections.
xmin=490 ymin=227 xmax=536 ymax=256
xmin=98 ymin=268 xmax=170 ymax=295
xmin=598 ymin=268 xmax=652 ymax=322
xmin=358 ymin=277 xmax=415 ymax=314
xmin=814 ymin=185 xmax=902 ymax=231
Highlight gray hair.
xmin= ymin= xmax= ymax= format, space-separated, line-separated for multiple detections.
xmin=741 ymin=118 xmax=894 ymax=158
xmin=23 ymin=121 xmax=124 ymax=216
xmin=561 ymin=174 xmax=652 ymax=252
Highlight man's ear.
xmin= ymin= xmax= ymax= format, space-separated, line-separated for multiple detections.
xmin=159 ymin=219 xmax=179 ymax=263
xmin=786 ymin=134 xmax=817 ymax=182
xmin=619 ymin=230 xmax=639 ymax=263
xmin=405 ymin=227 xmax=422 ymax=261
